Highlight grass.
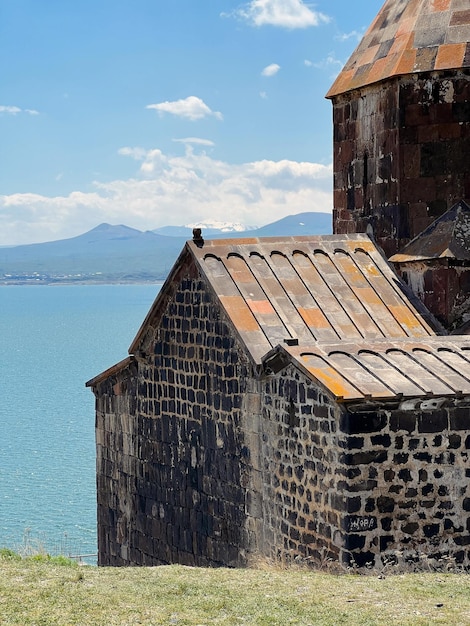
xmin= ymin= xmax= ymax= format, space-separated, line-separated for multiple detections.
xmin=1 ymin=553 xmax=470 ymax=625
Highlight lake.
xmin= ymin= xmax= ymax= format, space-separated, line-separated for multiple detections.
xmin=0 ymin=284 xmax=160 ymax=562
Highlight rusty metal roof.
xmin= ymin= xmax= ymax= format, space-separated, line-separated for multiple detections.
xmin=327 ymin=0 xmax=470 ymax=98
xmin=390 ymin=200 xmax=470 ymax=263
xmin=115 ymin=232 xmax=470 ymax=404
xmin=265 ymin=336 xmax=470 ymax=402
xmin=188 ymin=234 xmax=438 ymax=365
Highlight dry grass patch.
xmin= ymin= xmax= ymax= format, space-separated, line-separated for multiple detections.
xmin=1 ymin=555 xmax=470 ymax=625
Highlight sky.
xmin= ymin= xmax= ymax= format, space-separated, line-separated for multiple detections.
xmin=1 ymin=0 xmax=383 ymax=245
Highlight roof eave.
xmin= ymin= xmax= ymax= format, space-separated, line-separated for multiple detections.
xmin=86 ymin=355 xmax=135 ymax=388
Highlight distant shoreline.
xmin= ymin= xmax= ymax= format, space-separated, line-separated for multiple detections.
xmin=0 ymin=279 xmax=165 ymax=286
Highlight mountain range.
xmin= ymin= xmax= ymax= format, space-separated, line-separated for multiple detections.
xmin=0 ymin=212 xmax=332 ymax=284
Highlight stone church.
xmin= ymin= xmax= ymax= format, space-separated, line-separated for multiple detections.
xmin=87 ymin=0 xmax=470 ymax=568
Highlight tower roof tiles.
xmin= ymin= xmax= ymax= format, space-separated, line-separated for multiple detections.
xmin=327 ymin=0 xmax=470 ymax=98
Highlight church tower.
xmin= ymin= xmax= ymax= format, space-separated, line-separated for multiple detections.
xmin=327 ymin=0 xmax=470 ymax=260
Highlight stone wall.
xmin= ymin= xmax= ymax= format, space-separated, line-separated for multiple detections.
xmin=94 ymin=262 xmax=257 ymax=566
xmin=93 ymin=262 xmax=470 ymax=569
xmin=260 ymin=364 xmax=347 ymax=565
xmin=260 ymin=366 xmax=470 ymax=568
xmin=94 ymin=358 xmax=139 ymax=565
xmin=339 ymin=398 xmax=470 ymax=568
xmin=396 ymin=260 xmax=470 ymax=331
xmin=332 ymin=70 xmax=470 ymax=257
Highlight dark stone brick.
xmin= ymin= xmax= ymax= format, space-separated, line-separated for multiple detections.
xmin=380 ymin=535 xmax=394 ymax=551
xmin=450 ymin=406 xmax=470 ymax=430
xmin=414 ymin=452 xmax=432 ymax=463
xmin=448 ymin=434 xmax=462 ymax=449
xmin=371 ymin=434 xmax=391 ymax=447
xmin=463 ymin=498 xmax=470 ymax=512
xmin=348 ymin=551 xmax=376 ymax=568
xmin=381 ymin=518 xmax=392 ymax=531
xmin=349 ymin=480 xmax=378 ymax=492
xmin=390 ymin=412 xmax=416 ymax=433
xmin=377 ymin=496 xmax=395 ymax=513
xmin=393 ymin=453 xmax=409 ymax=464
xmin=418 ymin=469 xmax=428 ymax=482
xmin=340 ymin=412 xmax=387 ymax=434
xmin=347 ymin=497 xmax=362 ymax=513
xmin=398 ymin=500 xmax=416 ymax=510
xmin=343 ymin=450 xmax=388 ymax=465
xmin=453 ymin=101 xmax=470 ymax=122
xmin=438 ymin=501 xmax=453 ymax=510
xmin=346 ymin=534 xmax=366 ymax=550
xmin=423 ymin=524 xmax=440 ymax=538
xmin=398 ymin=469 xmax=412 ymax=482
xmin=418 ymin=411 xmax=448 ymax=433
xmin=402 ymin=522 xmax=419 ymax=535
xmin=420 ymin=500 xmax=435 ymax=509
xmin=454 ymin=535 xmax=470 ymax=546
xmin=348 ymin=436 xmax=365 ymax=449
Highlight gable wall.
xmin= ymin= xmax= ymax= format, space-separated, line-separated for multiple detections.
xmin=94 ymin=359 xmax=139 ymax=565
xmin=96 ymin=261 xmax=261 ymax=566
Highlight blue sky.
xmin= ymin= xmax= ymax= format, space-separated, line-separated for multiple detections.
xmin=1 ymin=0 xmax=382 ymax=245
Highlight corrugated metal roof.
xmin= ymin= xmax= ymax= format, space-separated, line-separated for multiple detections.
xmin=327 ymin=0 xmax=470 ymax=98
xmin=390 ymin=200 xmax=470 ymax=263
xmin=124 ymin=232 xmax=467 ymax=403
xmin=190 ymin=234 xmax=438 ymax=365
xmin=267 ymin=336 xmax=470 ymax=402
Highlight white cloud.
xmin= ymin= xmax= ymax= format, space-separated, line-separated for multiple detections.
xmin=261 ymin=63 xmax=280 ymax=77
xmin=336 ymin=29 xmax=363 ymax=43
xmin=0 ymin=146 xmax=332 ymax=245
xmin=173 ymin=137 xmax=215 ymax=147
xmin=0 ymin=105 xmax=39 ymax=115
xmin=259 ymin=91 xmax=268 ymax=99
xmin=311 ymin=53 xmax=344 ymax=77
xmin=0 ymin=106 xmax=22 ymax=115
xmin=228 ymin=0 xmax=330 ymax=29
xmin=146 ymin=96 xmax=223 ymax=121
xmin=304 ymin=59 xmax=313 ymax=67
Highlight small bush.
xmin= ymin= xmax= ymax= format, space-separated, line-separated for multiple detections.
xmin=0 ymin=548 xmax=21 ymax=561
xmin=27 ymin=553 xmax=77 ymax=566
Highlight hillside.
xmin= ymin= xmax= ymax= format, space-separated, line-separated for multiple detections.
xmin=1 ymin=555 xmax=469 ymax=625
xmin=0 ymin=212 xmax=332 ymax=284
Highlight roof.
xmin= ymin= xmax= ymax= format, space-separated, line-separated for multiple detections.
xmin=86 ymin=356 xmax=135 ymax=388
xmin=92 ymin=232 xmax=470 ymax=404
xmin=166 ymin=233 xmax=437 ymax=366
xmin=327 ymin=0 xmax=470 ymax=98
xmin=265 ymin=337 xmax=470 ymax=402
xmin=390 ymin=200 xmax=470 ymax=263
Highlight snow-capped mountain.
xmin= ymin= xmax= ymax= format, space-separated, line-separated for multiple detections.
xmin=153 ymin=221 xmax=257 ymax=237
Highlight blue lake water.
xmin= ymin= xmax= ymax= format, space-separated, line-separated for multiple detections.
xmin=0 ymin=284 xmax=159 ymax=562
